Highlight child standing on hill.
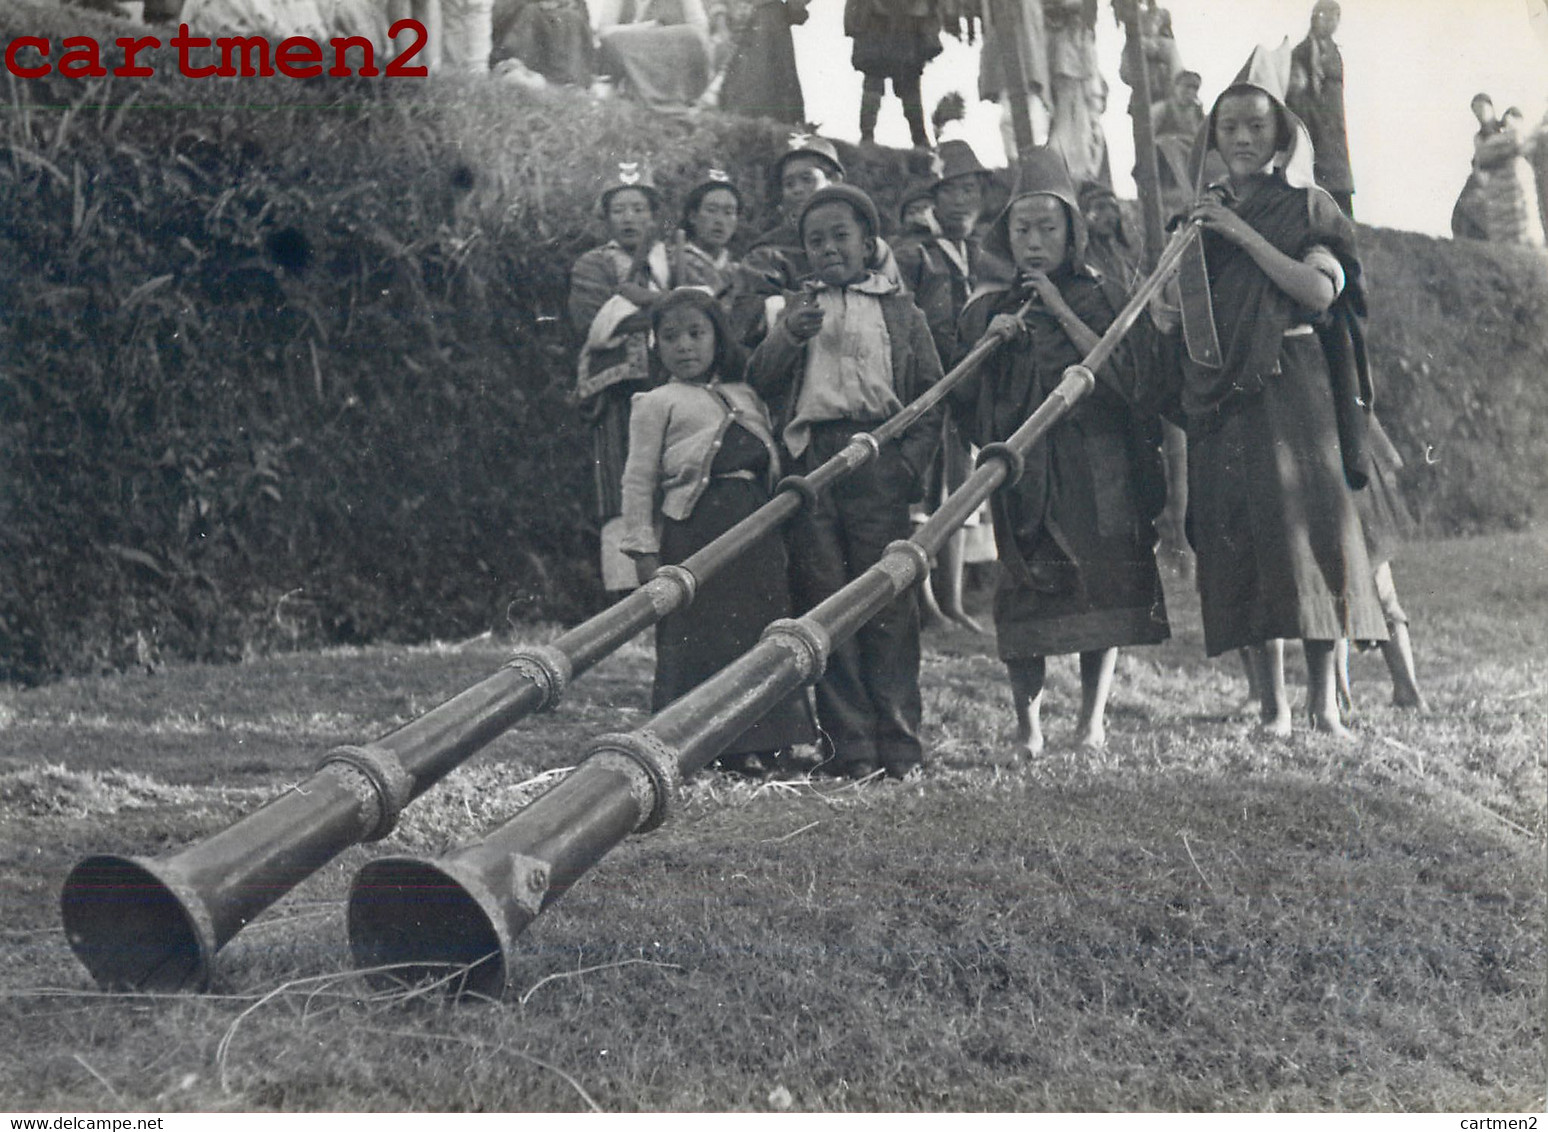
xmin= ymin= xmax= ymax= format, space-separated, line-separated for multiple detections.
xmin=954 ymin=149 xmax=1170 ymax=756
xmin=619 ymin=288 xmax=816 ymax=777
xmin=746 ymin=185 xmax=945 ymax=780
xmin=569 ymin=163 xmax=672 ymax=593
xmin=1150 ymin=82 xmax=1387 ymax=738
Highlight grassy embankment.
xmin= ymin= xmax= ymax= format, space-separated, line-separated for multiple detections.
xmin=4 ymin=0 xmax=1548 ymax=683
xmin=0 ymin=527 xmax=1541 ymax=1111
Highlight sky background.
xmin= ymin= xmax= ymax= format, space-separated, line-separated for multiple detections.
xmin=788 ymin=0 xmax=1548 ymax=237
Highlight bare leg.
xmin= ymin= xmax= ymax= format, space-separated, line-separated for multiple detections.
xmin=1372 ymin=564 xmax=1428 ymax=711
xmin=1305 ymin=640 xmax=1354 ymax=739
xmin=1335 ymin=638 xmax=1353 ymax=720
xmin=1232 ymin=646 xmax=1260 ymax=718
xmin=1159 ymin=420 xmax=1191 ymax=577
xmin=1251 ymin=640 xmax=1292 ymax=737
xmin=1006 ymin=658 xmax=1045 ymax=758
xmin=1076 ymin=648 xmax=1118 ymax=749
xmin=937 ymin=529 xmax=985 ymax=633
xmin=1382 ymin=623 xmax=1429 ymax=711
xmin=859 ymin=74 xmax=883 ymax=143
xmin=916 ymin=565 xmax=948 ymax=628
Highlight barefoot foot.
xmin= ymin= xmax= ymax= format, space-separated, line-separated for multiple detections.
xmin=1255 ymin=714 xmax=1293 ymax=739
xmin=1310 ymin=712 xmax=1356 ymax=741
xmin=1075 ymin=724 xmax=1107 ymax=750
xmin=946 ymin=609 xmax=988 ymax=635
xmin=1013 ymin=724 xmax=1044 ymax=759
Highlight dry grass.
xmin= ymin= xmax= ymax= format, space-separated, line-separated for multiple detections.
xmin=0 ymin=529 xmax=1542 ymax=1111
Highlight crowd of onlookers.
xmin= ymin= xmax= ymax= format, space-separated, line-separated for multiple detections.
xmin=55 ymin=0 xmax=1521 ymax=775
xmin=564 ymin=61 xmax=1433 ymax=779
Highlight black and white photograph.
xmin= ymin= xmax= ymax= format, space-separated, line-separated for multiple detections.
xmin=1 ymin=0 xmax=1544 ymax=1116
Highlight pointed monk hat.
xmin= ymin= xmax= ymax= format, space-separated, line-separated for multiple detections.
xmin=984 ymin=146 xmax=1088 ymax=272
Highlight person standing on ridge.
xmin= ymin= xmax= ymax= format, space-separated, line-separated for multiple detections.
xmin=1286 ymin=0 xmax=1355 ymax=217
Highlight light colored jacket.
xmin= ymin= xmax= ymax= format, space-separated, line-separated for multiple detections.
xmin=618 ymin=378 xmax=781 ymax=557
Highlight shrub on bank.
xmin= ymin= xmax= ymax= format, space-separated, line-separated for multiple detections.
xmin=2 ymin=1 xmax=1545 ymax=683
xmin=0 ymin=2 xmax=923 ymax=683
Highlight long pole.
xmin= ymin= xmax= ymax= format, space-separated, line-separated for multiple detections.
xmin=1116 ymin=0 xmax=1166 ymax=269
xmin=345 ymin=225 xmax=1202 ymax=998
xmin=987 ymin=0 xmax=1039 ymax=180
xmin=59 ymin=299 xmax=1031 ymax=994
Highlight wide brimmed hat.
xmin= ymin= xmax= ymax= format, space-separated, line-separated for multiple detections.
xmin=984 ymin=147 xmax=1087 ymax=271
xmin=774 ymin=132 xmax=845 ymax=182
xmin=930 ymin=139 xmax=990 ymax=191
xmin=598 ymin=161 xmax=662 ymax=215
xmin=681 ymin=168 xmax=744 ymax=223
xmin=799 ymin=183 xmax=882 ymax=242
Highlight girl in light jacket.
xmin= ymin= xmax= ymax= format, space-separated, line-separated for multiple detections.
xmin=620 ymin=288 xmax=816 ymax=776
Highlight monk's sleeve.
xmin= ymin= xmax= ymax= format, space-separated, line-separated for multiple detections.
xmin=947 ymin=292 xmax=999 ymax=438
xmin=1077 ymin=279 xmax=1137 ymax=409
xmin=1305 ymin=188 xmax=1372 ymax=489
xmin=1131 ymin=318 xmax=1185 ymax=426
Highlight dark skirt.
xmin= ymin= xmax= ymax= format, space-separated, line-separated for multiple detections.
xmin=655 ymin=477 xmax=817 ymax=755
xmin=719 ymin=2 xmax=805 ymax=123
xmin=1187 ymin=334 xmax=1389 ymax=655
xmin=584 ymin=384 xmax=633 ymax=523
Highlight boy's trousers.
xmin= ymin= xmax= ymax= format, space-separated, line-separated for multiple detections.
xmin=785 ymin=423 xmax=924 ymax=775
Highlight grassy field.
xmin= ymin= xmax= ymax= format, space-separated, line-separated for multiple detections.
xmin=0 ymin=529 xmax=1543 ymax=1112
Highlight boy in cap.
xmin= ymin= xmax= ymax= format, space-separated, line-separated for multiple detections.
xmin=746 ymin=184 xmax=945 ymax=780
xmin=893 ymin=139 xmax=995 ymax=369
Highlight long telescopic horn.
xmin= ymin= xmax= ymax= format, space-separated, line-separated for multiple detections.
xmin=58 ymin=295 xmax=1032 ymax=993
xmin=345 ymin=224 xmax=1202 ymax=998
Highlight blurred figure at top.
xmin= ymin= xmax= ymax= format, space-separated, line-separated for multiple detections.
xmin=492 ymin=0 xmax=594 ymax=85
xmin=845 ymin=0 xmax=944 ymax=148
xmin=1045 ymin=0 xmax=1111 ymax=187
xmin=595 ymin=0 xmax=716 ymax=114
xmin=1286 ymin=0 xmax=1355 ymax=217
xmin=977 ymin=0 xmax=1051 ymax=163
xmin=708 ymin=0 xmax=810 ymax=124
xmin=1118 ymin=1 xmax=1182 ymax=115
xmin=1476 ymin=105 xmax=1547 ymax=248
xmin=1151 ymin=69 xmax=1203 ymax=141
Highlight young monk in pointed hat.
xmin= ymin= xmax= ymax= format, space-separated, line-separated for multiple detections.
xmin=1149 ymin=82 xmax=1388 ymax=739
xmin=953 ymin=148 xmax=1170 ymax=757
